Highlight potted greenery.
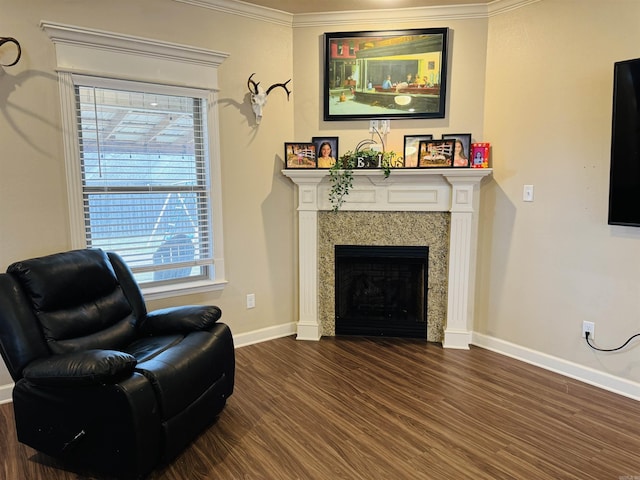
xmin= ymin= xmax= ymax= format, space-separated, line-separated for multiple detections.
xmin=328 ymin=139 xmax=397 ymax=211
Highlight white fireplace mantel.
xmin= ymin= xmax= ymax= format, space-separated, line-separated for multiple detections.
xmin=282 ymin=168 xmax=492 ymax=349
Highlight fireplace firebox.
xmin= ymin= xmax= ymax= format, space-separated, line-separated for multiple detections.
xmin=335 ymin=245 xmax=428 ymax=338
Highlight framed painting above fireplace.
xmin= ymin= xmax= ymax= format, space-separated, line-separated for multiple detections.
xmin=323 ymin=27 xmax=449 ymax=121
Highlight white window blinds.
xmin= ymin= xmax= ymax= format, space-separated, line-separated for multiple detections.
xmin=74 ymin=79 xmax=214 ymax=285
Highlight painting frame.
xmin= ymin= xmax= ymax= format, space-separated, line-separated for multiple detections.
xmin=323 ymin=27 xmax=449 ymax=121
xmin=417 ymin=139 xmax=455 ymax=168
xmin=403 ymin=134 xmax=433 ymax=168
xmin=442 ymin=133 xmax=472 ymax=168
xmin=312 ymin=136 xmax=339 ymax=169
xmin=284 ymin=142 xmax=317 ymax=169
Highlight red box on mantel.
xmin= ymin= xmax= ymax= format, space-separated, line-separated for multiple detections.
xmin=471 ymin=142 xmax=490 ymax=168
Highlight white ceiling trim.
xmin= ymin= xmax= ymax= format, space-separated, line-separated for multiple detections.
xmin=172 ymin=0 xmax=538 ymax=27
xmin=174 ymin=0 xmax=294 ymax=27
xmin=292 ymin=4 xmax=488 ymax=27
xmin=487 ymin=0 xmax=540 ymax=17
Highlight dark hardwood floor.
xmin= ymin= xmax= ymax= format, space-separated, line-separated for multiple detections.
xmin=1 ymin=335 xmax=639 ymax=479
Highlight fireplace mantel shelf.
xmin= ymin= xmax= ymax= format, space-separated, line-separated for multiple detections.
xmin=282 ymin=168 xmax=492 ymax=212
xmin=282 ymin=167 xmax=493 ymax=349
xmin=282 ymin=167 xmax=491 ymax=182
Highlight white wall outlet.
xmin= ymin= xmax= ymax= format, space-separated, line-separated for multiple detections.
xmin=369 ymin=120 xmax=379 ymax=133
xmin=582 ymin=320 xmax=595 ymax=338
xmin=523 ymin=185 xmax=534 ymax=202
xmin=379 ymin=119 xmax=390 ymax=134
xmin=246 ymin=293 xmax=256 ymax=309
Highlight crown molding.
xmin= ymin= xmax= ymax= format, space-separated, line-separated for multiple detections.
xmin=174 ymin=0 xmax=294 ymax=27
xmin=487 ymin=0 xmax=540 ymax=16
xmin=173 ymin=0 xmax=538 ymax=27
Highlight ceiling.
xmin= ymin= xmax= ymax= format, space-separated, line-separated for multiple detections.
xmin=238 ymin=0 xmax=487 ymax=14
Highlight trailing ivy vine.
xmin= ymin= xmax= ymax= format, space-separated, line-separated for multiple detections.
xmin=328 ymin=146 xmax=397 ymax=211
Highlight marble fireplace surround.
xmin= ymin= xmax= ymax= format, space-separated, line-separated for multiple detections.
xmin=282 ymin=168 xmax=492 ymax=349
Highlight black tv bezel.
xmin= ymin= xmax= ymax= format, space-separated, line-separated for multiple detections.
xmin=608 ymin=57 xmax=640 ymax=227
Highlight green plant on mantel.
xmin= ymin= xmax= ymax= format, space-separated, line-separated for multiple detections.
xmin=328 ymin=139 xmax=397 ymax=211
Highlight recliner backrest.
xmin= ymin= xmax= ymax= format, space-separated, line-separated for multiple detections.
xmin=7 ymin=249 xmax=139 ymax=355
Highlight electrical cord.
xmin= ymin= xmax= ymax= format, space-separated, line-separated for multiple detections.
xmin=585 ymin=331 xmax=640 ymax=352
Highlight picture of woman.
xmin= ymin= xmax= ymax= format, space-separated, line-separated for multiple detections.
xmin=312 ymin=137 xmax=339 ymax=169
xmin=453 ymin=139 xmax=468 ymax=167
xmin=442 ymin=133 xmax=472 ymax=168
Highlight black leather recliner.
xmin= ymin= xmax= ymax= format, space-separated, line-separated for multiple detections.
xmin=0 ymin=248 xmax=235 ymax=479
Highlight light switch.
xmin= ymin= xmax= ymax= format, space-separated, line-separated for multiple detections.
xmin=246 ymin=293 xmax=256 ymax=309
xmin=523 ymin=185 xmax=534 ymax=202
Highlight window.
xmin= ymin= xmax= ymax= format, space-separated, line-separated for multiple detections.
xmin=75 ymin=79 xmax=212 ymax=286
xmin=42 ymin=21 xmax=229 ymax=298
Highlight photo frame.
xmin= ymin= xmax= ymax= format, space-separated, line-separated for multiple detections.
xmin=312 ymin=136 xmax=339 ymax=169
xmin=471 ymin=142 xmax=491 ymax=168
xmin=417 ymin=139 xmax=455 ymax=168
xmin=323 ymin=28 xmax=449 ymax=121
xmin=284 ymin=142 xmax=317 ymax=169
xmin=403 ymin=134 xmax=433 ymax=168
xmin=442 ymin=133 xmax=472 ymax=168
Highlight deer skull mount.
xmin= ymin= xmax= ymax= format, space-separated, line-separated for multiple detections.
xmin=247 ymin=73 xmax=291 ymax=125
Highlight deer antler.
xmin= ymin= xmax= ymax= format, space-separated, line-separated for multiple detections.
xmin=266 ymin=79 xmax=292 ymax=100
xmin=247 ymin=73 xmax=261 ymax=94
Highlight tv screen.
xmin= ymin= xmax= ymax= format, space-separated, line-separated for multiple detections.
xmin=608 ymin=57 xmax=640 ymax=226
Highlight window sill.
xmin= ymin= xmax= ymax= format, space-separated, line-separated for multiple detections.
xmin=142 ymin=278 xmax=228 ymax=302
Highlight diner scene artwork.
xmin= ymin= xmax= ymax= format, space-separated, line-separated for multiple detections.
xmin=323 ymin=28 xmax=449 ymax=121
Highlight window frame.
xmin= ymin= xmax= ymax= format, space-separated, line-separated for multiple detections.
xmin=43 ymin=21 xmax=229 ymax=299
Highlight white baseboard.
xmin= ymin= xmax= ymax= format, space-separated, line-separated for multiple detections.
xmin=232 ymin=322 xmax=297 ymax=348
xmin=0 ymin=382 xmax=14 ymax=405
xmin=472 ymin=332 xmax=640 ymax=401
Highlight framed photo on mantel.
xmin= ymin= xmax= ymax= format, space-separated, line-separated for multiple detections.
xmin=442 ymin=133 xmax=471 ymax=168
xmin=417 ymin=139 xmax=454 ymax=168
xmin=284 ymin=142 xmax=317 ymax=169
xmin=404 ymin=134 xmax=433 ymax=168
xmin=312 ymin=136 xmax=339 ymax=169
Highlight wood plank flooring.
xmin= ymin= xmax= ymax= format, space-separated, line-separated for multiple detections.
xmin=1 ymin=335 xmax=639 ymax=479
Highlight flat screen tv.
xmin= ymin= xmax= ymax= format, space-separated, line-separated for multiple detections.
xmin=608 ymin=57 xmax=640 ymax=226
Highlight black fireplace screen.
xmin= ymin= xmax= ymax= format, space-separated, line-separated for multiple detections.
xmin=335 ymin=245 xmax=428 ymax=338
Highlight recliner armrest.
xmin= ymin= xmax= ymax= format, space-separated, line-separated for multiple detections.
xmin=140 ymin=305 xmax=222 ymax=335
xmin=22 ymin=350 xmax=137 ymax=387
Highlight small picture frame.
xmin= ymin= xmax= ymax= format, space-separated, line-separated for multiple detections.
xmin=442 ymin=133 xmax=472 ymax=168
xmin=403 ymin=134 xmax=433 ymax=168
xmin=471 ymin=142 xmax=490 ymax=168
xmin=417 ymin=139 xmax=455 ymax=168
xmin=312 ymin=136 xmax=339 ymax=169
xmin=285 ymin=142 xmax=317 ymax=168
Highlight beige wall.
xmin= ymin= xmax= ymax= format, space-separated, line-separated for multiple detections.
xmin=480 ymin=0 xmax=640 ymax=382
xmin=0 ymin=0 xmax=295 ymax=387
xmin=1 ymin=0 xmax=639 ymax=392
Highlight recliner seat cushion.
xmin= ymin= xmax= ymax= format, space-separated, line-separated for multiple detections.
xmin=126 ymin=327 xmax=230 ymax=419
